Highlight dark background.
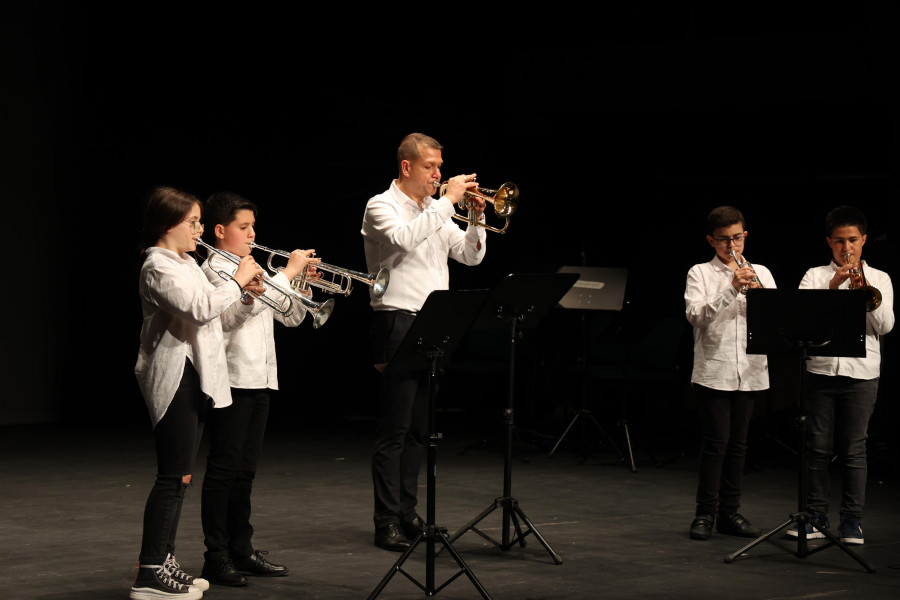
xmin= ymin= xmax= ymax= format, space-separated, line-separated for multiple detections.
xmin=4 ymin=3 xmax=899 ymax=452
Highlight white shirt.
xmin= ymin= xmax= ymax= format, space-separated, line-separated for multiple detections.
xmin=135 ymin=247 xmax=241 ymax=427
xmin=201 ymin=253 xmax=306 ymax=390
xmin=360 ymin=180 xmax=487 ymax=312
xmin=799 ymin=261 xmax=894 ymax=380
xmin=685 ymin=256 xmax=777 ymax=391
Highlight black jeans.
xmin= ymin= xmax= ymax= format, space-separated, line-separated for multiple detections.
xmin=370 ymin=310 xmax=428 ymax=529
xmin=694 ymin=385 xmax=759 ymax=518
xmin=201 ymin=388 xmax=270 ymax=561
xmin=805 ymin=374 xmax=878 ymax=520
xmin=139 ymin=359 xmax=206 ymax=565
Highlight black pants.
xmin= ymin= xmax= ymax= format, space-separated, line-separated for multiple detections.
xmin=201 ymin=388 xmax=270 ymax=561
xmin=805 ymin=374 xmax=878 ymax=520
xmin=694 ymin=385 xmax=759 ymax=518
xmin=370 ymin=310 xmax=428 ymax=529
xmin=139 ymin=359 xmax=206 ymax=565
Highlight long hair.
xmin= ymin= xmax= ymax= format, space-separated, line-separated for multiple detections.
xmin=140 ymin=186 xmax=201 ymax=252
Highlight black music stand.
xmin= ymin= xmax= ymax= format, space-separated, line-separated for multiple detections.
xmin=367 ymin=289 xmax=494 ymax=600
xmin=444 ymin=273 xmax=578 ymax=565
xmin=724 ymin=288 xmax=875 ymax=573
xmin=547 ymin=266 xmax=633 ymax=469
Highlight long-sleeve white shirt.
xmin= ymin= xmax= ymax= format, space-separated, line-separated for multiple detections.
xmin=685 ymin=256 xmax=777 ymax=391
xmin=799 ymin=261 xmax=894 ymax=380
xmin=135 ymin=247 xmax=242 ymax=427
xmin=360 ymin=180 xmax=487 ymax=313
xmin=201 ymin=252 xmax=306 ymax=390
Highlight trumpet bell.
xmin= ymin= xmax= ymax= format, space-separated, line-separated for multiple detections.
xmin=312 ymin=298 xmax=335 ymax=328
xmin=486 ymin=182 xmax=519 ymax=218
xmin=372 ymin=268 xmax=390 ymax=299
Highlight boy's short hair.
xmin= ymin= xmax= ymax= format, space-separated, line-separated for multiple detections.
xmin=825 ymin=205 xmax=867 ymax=236
xmin=706 ymin=206 xmax=745 ymax=236
xmin=204 ymin=191 xmax=258 ymax=229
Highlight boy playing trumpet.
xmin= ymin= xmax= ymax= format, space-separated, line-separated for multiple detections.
xmin=684 ymin=205 xmax=777 ymax=541
xmin=792 ymin=205 xmax=894 ymax=545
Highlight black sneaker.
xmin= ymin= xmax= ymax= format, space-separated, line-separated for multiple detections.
xmin=716 ymin=512 xmax=761 ymax=538
xmin=689 ymin=515 xmax=714 ymax=540
xmin=165 ymin=554 xmax=209 ymax=592
xmin=130 ymin=565 xmax=203 ymax=600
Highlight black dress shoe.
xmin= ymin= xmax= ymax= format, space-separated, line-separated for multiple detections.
xmin=233 ymin=550 xmax=289 ymax=577
xmin=375 ymin=523 xmax=412 ymax=552
xmin=689 ymin=515 xmax=714 ymax=540
xmin=401 ymin=515 xmax=425 ymax=540
xmin=202 ymin=556 xmax=248 ymax=587
xmin=716 ymin=512 xmax=761 ymax=538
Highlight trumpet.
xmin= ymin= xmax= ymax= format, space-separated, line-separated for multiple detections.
xmin=435 ymin=180 xmax=519 ymax=234
xmin=730 ymin=250 xmax=765 ymax=294
xmin=249 ymin=242 xmax=390 ymax=299
xmin=195 ymin=238 xmax=334 ymax=328
xmin=843 ymin=252 xmax=882 ymax=312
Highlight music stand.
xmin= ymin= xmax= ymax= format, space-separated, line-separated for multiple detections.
xmin=547 ymin=266 xmax=633 ymax=469
xmin=444 ymin=272 xmax=578 ymax=565
xmin=367 ymin=289 xmax=494 ymax=600
xmin=724 ymin=288 xmax=875 ymax=573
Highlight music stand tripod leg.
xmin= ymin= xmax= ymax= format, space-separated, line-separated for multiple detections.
xmin=726 ymin=322 xmax=876 ymax=574
xmin=368 ymin=291 xmax=495 ymax=599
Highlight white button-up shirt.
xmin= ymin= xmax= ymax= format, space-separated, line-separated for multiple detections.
xmin=799 ymin=261 xmax=894 ymax=380
xmin=685 ymin=256 xmax=777 ymax=391
xmin=135 ymin=247 xmax=242 ymax=426
xmin=202 ymin=253 xmax=306 ymax=390
xmin=361 ymin=180 xmax=487 ymax=313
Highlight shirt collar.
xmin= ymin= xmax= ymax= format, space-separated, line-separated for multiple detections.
xmin=146 ymin=246 xmax=194 ymax=264
xmin=391 ymin=179 xmax=432 ymax=211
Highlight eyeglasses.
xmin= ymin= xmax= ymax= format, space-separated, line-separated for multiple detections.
xmin=183 ymin=220 xmax=204 ymax=234
xmin=713 ymin=234 xmax=744 ymax=247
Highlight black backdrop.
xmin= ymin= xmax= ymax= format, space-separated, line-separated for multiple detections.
xmin=5 ymin=3 xmax=899 ymax=433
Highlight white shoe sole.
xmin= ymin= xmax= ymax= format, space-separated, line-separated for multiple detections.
xmin=130 ymin=586 xmax=203 ymax=600
xmin=785 ymin=528 xmax=825 ymax=539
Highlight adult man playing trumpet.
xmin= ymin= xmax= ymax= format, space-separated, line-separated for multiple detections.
xmin=794 ymin=205 xmax=894 ymax=545
xmin=360 ymin=133 xmax=487 ymax=551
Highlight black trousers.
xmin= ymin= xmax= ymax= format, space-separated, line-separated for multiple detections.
xmin=201 ymin=387 xmax=270 ymax=561
xmin=139 ymin=359 xmax=206 ymax=565
xmin=693 ymin=384 xmax=760 ymax=518
xmin=370 ymin=310 xmax=429 ymax=529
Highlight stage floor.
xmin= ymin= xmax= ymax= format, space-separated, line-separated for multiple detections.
xmin=2 ymin=416 xmax=899 ymax=600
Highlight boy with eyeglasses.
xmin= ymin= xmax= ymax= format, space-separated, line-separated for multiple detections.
xmin=684 ymin=205 xmax=777 ymax=541
xmin=789 ymin=205 xmax=894 ymax=545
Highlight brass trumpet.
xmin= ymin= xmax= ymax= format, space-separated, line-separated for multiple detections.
xmin=249 ymin=242 xmax=390 ymax=299
xmin=435 ymin=180 xmax=519 ymax=234
xmin=843 ymin=252 xmax=882 ymax=312
xmin=195 ymin=238 xmax=335 ymax=328
xmin=730 ymin=250 xmax=765 ymax=294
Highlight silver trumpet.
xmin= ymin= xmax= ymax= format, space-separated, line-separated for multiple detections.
xmin=249 ymin=242 xmax=390 ymax=299
xmin=730 ymin=250 xmax=765 ymax=294
xmin=195 ymin=238 xmax=334 ymax=328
